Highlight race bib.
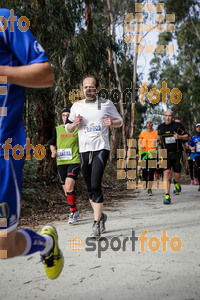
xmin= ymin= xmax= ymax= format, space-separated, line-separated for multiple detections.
xmin=57 ymin=148 xmax=72 ymax=160
xmin=165 ymin=137 xmax=176 ymax=144
xmin=83 ymin=122 xmax=102 ymax=137
xmin=197 ymin=142 xmax=200 ymax=152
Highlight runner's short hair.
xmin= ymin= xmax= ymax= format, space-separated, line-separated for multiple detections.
xmin=82 ymin=75 xmax=100 ymax=88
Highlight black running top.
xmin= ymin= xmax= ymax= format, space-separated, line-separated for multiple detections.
xmin=157 ymin=121 xmax=188 ymax=153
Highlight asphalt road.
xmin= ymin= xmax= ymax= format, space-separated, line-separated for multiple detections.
xmin=1 ymin=184 xmax=200 ymax=300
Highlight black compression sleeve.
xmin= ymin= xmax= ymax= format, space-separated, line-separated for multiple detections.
xmin=50 ymin=128 xmax=57 ymax=146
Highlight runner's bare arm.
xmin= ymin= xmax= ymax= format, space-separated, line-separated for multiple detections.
xmin=66 ymin=114 xmax=82 ymax=133
xmin=188 ymin=145 xmax=195 ymax=151
xmin=0 ymin=62 xmax=54 ymax=88
xmin=104 ymin=117 xmax=122 ymax=128
xmin=138 ymin=136 xmax=145 ymax=149
xmin=157 ymin=135 xmax=161 ymax=145
xmin=173 ymin=132 xmax=189 ymax=140
xmin=50 ymin=145 xmax=57 ymax=158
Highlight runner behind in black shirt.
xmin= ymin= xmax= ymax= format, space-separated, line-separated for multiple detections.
xmin=157 ymin=110 xmax=189 ymax=204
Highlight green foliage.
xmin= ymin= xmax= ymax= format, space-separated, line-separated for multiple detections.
xmin=164 ymin=0 xmax=198 ymax=23
xmin=158 ymin=32 xmax=173 ymax=46
xmin=22 ymin=188 xmax=35 ymax=200
xmin=148 ymin=0 xmax=200 ymax=133
xmin=22 ymin=157 xmax=38 ymax=200
xmin=23 ymin=157 xmax=38 ymax=182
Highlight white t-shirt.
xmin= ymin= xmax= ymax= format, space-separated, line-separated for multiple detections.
xmin=66 ymin=98 xmax=123 ymax=153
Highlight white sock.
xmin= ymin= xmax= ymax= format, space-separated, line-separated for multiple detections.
xmin=40 ymin=234 xmax=54 ymax=256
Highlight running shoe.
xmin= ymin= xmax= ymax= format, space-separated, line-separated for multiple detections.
xmin=100 ymin=212 xmax=107 ymax=233
xmin=68 ymin=210 xmax=79 ymax=224
xmin=163 ymin=194 xmax=171 ymax=205
xmin=173 ymin=189 xmax=179 ymax=195
xmin=190 ymin=180 xmax=194 ymax=185
xmin=147 ymin=189 xmax=153 ymax=196
xmin=194 ymin=179 xmax=198 ymax=185
xmin=91 ymin=222 xmax=101 ymax=239
xmin=40 ymin=225 xmax=64 ymax=280
xmin=174 ymin=182 xmax=181 ymax=192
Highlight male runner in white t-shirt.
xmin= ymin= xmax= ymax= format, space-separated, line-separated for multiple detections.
xmin=65 ymin=75 xmax=123 ymax=238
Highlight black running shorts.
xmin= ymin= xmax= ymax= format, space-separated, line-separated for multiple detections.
xmin=57 ymin=164 xmax=80 ymax=185
xmin=165 ymin=152 xmax=183 ymax=173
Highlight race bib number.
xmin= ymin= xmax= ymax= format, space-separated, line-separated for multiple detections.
xmin=84 ymin=122 xmax=102 ymax=137
xmin=165 ymin=137 xmax=176 ymax=144
xmin=57 ymin=148 xmax=72 ymax=160
xmin=197 ymin=142 xmax=200 ymax=152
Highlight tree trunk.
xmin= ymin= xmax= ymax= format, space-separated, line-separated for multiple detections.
xmin=130 ymin=52 xmax=138 ymax=139
xmin=85 ymin=0 xmax=93 ymax=34
xmin=130 ymin=29 xmax=141 ymax=139
xmin=107 ymin=1 xmax=118 ymax=163
xmin=37 ymin=94 xmax=55 ymax=179
xmin=85 ymin=0 xmax=93 ymax=69
xmin=107 ymin=0 xmax=126 ymax=156
xmin=123 ymin=25 xmax=127 ymax=68
xmin=107 ymin=6 xmax=112 ymax=90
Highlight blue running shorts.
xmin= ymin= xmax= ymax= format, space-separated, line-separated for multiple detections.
xmin=0 ymin=156 xmax=24 ymax=232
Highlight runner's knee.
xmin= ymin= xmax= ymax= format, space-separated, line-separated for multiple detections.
xmin=65 ymin=182 xmax=74 ymax=192
xmin=164 ymin=170 xmax=171 ymax=179
xmin=65 ymin=178 xmax=75 ymax=193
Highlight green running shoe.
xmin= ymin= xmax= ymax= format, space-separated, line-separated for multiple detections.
xmin=174 ymin=182 xmax=181 ymax=193
xmin=163 ymin=194 xmax=171 ymax=205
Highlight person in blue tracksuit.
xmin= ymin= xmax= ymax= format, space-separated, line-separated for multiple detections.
xmin=189 ymin=123 xmax=200 ymax=191
xmin=0 ymin=8 xmax=63 ymax=279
